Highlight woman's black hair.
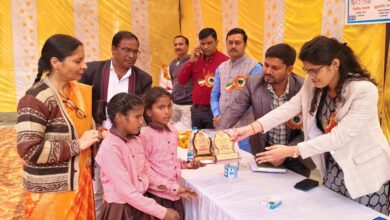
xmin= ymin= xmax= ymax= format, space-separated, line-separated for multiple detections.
xmin=143 ymin=87 xmax=172 ymax=124
xmin=34 ymin=34 xmax=83 ymax=84
xmin=299 ymin=35 xmax=376 ymax=115
xmin=107 ymin=93 xmax=144 ymax=127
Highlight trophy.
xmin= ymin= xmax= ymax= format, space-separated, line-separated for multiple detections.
xmin=213 ymin=131 xmax=239 ymax=161
xmin=192 ymin=130 xmax=215 ymax=163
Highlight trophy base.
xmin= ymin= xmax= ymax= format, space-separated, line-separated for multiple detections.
xmin=216 ymin=152 xmax=240 ymax=161
xmin=194 ymin=155 xmax=216 ymax=164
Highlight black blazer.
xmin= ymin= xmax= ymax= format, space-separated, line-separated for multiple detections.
xmin=80 ymin=59 xmax=152 ymax=124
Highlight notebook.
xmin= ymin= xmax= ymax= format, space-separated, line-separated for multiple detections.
xmin=248 ymin=160 xmax=287 ymax=173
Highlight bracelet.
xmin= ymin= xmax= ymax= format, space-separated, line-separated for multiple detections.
xmin=250 ymin=123 xmax=256 ymax=135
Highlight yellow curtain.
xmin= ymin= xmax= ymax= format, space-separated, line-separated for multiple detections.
xmin=0 ymin=0 xmax=179 ymax=113
xmin=149 ymin=0 xmax=180 ymax=81
xmin=343 ymin=24 xmax=387 ymax=115
xmin=238 ymin=0 xmax=264 ymax=62
xmin=0 ymin=0 xmax=16 ymax=112
xmin=284 ymin=0 xmax=323 ymax=77
xmin=1 ymin=0 xmax=389 ymax=142
xmin=180 ymin=0 xmax=390 ymax=142
xmin=97 ymin=0 xmax=132 ymax=60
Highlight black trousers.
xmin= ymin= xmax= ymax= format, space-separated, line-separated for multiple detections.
xmin=190 ymin=105 xmax=214 ymax=129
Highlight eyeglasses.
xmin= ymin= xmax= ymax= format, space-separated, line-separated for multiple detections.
xmin=117 ymin=46 xmax=141 ymax=55
xmin=302 ymin=65 xmax=326 ymax=77
xmin=63 ymin=98 xmax=87 ymax=119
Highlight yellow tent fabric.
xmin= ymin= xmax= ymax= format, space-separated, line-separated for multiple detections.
xmin=179 ymin=0 xmax=389 ymax=141
xmin=0 ymin=0 xmax=180 ymax=112
xmin=0 ymin=0 xmax=16 ymax=112
xmin=0 ymin=0 xmax=388 ymax=141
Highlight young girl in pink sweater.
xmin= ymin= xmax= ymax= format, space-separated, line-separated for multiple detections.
xmin=96 ymin=93 xmax=196 ymax=220
xmin=141 ymin=87 xmax=203 ymax=220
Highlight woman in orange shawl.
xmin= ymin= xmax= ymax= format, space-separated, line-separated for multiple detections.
xmin=16 ymin=34 xmax=99 ymax=219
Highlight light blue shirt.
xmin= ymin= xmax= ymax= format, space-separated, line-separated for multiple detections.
xmin=210 ymin=63 xmax=262 ymax=117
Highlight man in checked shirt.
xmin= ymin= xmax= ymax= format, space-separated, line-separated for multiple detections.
xmin=218 ymin=43 xmax=315 ymax=177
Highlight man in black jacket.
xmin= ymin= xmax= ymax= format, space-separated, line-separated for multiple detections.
xmin=81 ymin=31 xmax=152 ymax=129
xmin=80 ymin=31 xmax=152 ymax=219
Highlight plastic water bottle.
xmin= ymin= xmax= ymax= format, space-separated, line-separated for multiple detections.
xmin=187 ymin=127 xmax=198 ymax=161
xmin=224 ymin=162 xmax=239 ymax=182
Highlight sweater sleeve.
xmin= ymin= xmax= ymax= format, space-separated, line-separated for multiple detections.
xmin=16 ymin=95 xmax=80 ymax=164
xmin=178 ymin=61 xmax=194 ymax=84
xmin=99 ymin=144 xmax=168 ymax=219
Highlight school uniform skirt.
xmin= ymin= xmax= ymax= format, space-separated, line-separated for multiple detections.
xmin=100 ymin=202 xmax=155 ymax=220
xmin=145 ymin=192 xmax=185 ymax=220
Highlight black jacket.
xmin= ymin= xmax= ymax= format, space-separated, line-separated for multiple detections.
xmin=80 ymin=59 xmax=152 ymax=124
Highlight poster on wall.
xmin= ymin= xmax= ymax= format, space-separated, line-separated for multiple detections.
xmin=346 ymin=0 xmax=390 ymax=24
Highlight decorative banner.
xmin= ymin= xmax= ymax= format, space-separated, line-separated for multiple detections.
xmin=322 ymin=0 xmax=345 ymax=40
xmin=11 ymin=0 xmax=39 ymax=101
xmin=192 ymin=0 xmax=203 ymax=45
xmin=222 ymin=0 xmax=238 ymax=53
xmin=73 ymin=0 xmax=100 ymax=62
xmin=263 ymin=0 xmax=285 ymax=57
xmin=0 ymin=0 xmax=388 ymax=143
xmin=132 ymin=0 xmax=151 ymax=74
xmin=346 ymin=0 xmax=390 ymax=25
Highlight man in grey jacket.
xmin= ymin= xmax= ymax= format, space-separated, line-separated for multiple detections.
xmin=217 ymin=43 xmax=315 ymax=177
xmin=168 ymin=35 xmax=193 ymax=129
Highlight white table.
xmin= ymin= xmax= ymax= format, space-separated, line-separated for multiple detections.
xmin=178 ymin=148 xmax=388 ymax=220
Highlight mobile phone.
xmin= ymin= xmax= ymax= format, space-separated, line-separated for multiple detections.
xmin=294 ymin=178 xmax=319 ymax=191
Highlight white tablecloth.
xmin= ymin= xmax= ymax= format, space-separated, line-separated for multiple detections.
xmin=178 ymin=148 xmax=388 ymax=220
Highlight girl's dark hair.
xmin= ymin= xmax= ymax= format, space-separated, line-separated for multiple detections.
xmin=298 ymin=35 xmax=376 ymax=115
xmin=107 ymin=93 xmax=144 ymax=127
xmin=34 ymin=34 xmax=83 ymax=84
xmin=143 ymin=87 xmax=172 ymax=124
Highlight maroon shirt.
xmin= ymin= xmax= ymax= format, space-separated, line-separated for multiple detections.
xmin=178 ymin=51 xmax=229 ymax=105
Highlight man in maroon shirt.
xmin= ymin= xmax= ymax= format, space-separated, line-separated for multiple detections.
xmin=178 ymin=28 xmax=229 ymax=129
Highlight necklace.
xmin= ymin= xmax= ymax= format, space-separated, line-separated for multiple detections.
xmin=56 ymin=83 xmax=70 ymax=99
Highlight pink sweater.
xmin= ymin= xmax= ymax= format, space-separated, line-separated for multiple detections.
xmin=95 ymin=129 xmax=180 ymax=219
xmin=140 ymin=123 xmax=187 ymax=201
